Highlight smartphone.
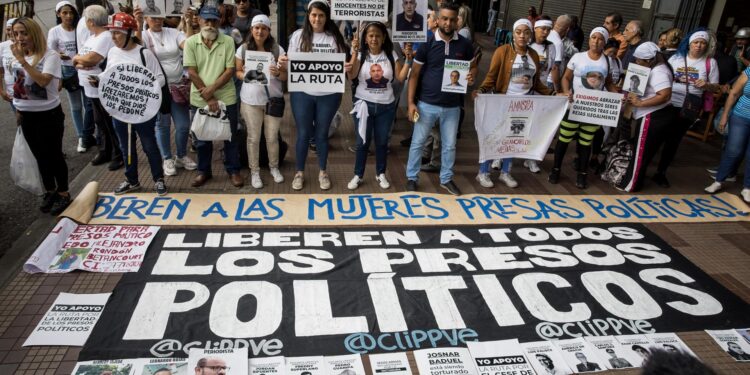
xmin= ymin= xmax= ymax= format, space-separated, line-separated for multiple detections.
xmin=412 ymin=111 xmax=420 ymax=123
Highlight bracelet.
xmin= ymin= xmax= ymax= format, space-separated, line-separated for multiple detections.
xmin=405 ymin=60 xmax=412 ymax=66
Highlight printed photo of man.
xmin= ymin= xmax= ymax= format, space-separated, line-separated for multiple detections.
xmin=171 ymin=0 xmax=184 ymax=14
xmin=535 ymin=354 xmax=564 ymax=375
xmin=244 ymin=62 xmax=269 ymax=84
xmin=442 ymin=70 xmax=462 ymax=89
xmin=366 ymin=63 xmax=389 ymax=88
xmin=396 ymin=0 xmax=423 ymax=31
xmin=605 ymin=348 xmax=632 ymax=369
xmin=195 ymin=357 xmax=228 ymax=374
xmin=141 ymin=0 xmax=162 ymax=15
xmin=574 ymin=352 xmax=601 ymax=372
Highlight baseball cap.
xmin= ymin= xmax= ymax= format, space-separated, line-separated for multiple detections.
xmin=199 ymin=5 xmax=220 ymax=20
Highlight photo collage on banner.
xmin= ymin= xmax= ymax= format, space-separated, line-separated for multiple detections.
xmin=137 ymin=0 xmax=189 ymax=17
xmin=392 ymin=0 xmax=427 ymax=42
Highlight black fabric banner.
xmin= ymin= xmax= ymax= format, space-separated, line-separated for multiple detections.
xmin=80 ymin=224 xmax=750 ymax=360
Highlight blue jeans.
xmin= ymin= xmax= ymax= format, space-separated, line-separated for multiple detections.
xmin=83 ymin=96 xmax=96 ymax=141
xmin=717 ymin=114 xmax=750 ymax=187
xmin=479 ymin=159 xmax=512 ymax=174
xmin=112 ymin=117 xmax=164 ymax=184
xmin=290 ymin=92 xmax=342 ymax=171
xmin=62 ymin=65 xmax=85 ymax=139
xmin=194 ymin=103 xmax=240 ymax=176
xmin=156 ymin=100 xmax=191 ymax=159
xmin=353 ymin=100 xmax=396 ymax=177
xmin=406 ymin=101 xmax=460 ymax=184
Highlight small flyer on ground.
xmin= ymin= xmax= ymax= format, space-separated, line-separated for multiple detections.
xmin=368 ymin=352 xmax=412 ymax=375
xmin=568 ymin=87 xmax=623 ymax=128
xmin=585 ymin=335 xmax=639 ymax=370
xmin=72 ymin=359 xmax=137 ymax=375
xmin=706 ymin=329 xmax=750 ymax=361
xmin=467 ymin=339 xmax=535 ymax=375
xmin=325 ymin=354 xmax=365 ymax=375
xmin=23 ymin=292 xmax=110 ymax=347
xmin=646 ymin=332 xmax=696 ymax=357
xmin=738 ymin=328 xmax=750 ymax=344
xmin=286 ymin=356 xmax=326 ymax=375
xmin=242 ymin=51 xmax=274 ymax=86
xmin=622 ymin=64 xmax=651 ymax=95
xmin=441 ymin=59 xmax=470 ymax=94
xmin=614 ymin=334 xmax=655 ymax=366
xmin=188 ymin=348 xmax=248 ymax=375
xmin=554 ymin=337 xmax=607 ymax=373
xmin=413 ymin=347 xmax=477 ymax=375
xmin=391 ymin=0 xmax=427 ymax=42
xmin=250 ymin=356 xmax=286 ymax=375
xmin=520 ymin=340 xmax=574 ymax=375
xmin=331 ymin=0 xmax=388 ymax=22
xmin=288 ymin=52 xmax=346 ymax=93
xmin=134 ymin=358 xmax=188 ymax=375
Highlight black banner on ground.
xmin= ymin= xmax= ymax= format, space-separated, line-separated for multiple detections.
xmin=81 ymin=224 xmax=750 ymax=360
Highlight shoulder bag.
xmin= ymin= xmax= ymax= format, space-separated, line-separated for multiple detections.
xmin=679 ymin=55 xmax=703 ymax=123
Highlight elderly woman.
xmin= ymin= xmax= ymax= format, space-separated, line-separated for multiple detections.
xmin=475 ymin=18 xmax=553 ymax=189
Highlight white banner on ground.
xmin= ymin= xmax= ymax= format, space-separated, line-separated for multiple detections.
xmin=369 ymin=352 xmax=412 ymax=375
xmin=475 ymin=94 xmax=568 ymax=162
xmin=188 ymin=348 xmax=249 ymax=375
xmin=100 ymin=63 xmax=162 ymax=123
xmin=520 ymin=340 xmax=574 ymax=375
xmin=414 ymin=347 xmax=477 ymax=375
xmin=706 ymin=329 xmax=750 ymax=362
xmin=467 ymin=339 xmax=535 ymax=374
xmin=331 ymin=0 xmax=388 ymax=21
xmin=23 ymin=293 xmax=110 ymax=347
xmin=288 ymin=52 xmax=346 ymax=93
xmin=391 ymin=0 xmax=427 ymax=42
xmin=325 ymin=354 xmax=366 ymax=375
xmin=568 ymin=87 xmax=623 ymax=127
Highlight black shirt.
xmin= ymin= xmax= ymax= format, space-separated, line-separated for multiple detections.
xmin=396 ymin=12 xmax=424 ymax=32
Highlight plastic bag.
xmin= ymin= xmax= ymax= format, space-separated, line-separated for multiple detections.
xmin=190 ymin=102 xmax=232 ymax=141
xmin=10 ymin=128 xmax=44 ymax=195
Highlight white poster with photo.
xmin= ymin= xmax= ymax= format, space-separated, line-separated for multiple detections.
xmin=475 ymin=94 xmax=569 ymax=162
xmin=250 ymin=356 xmax=286 ymax=375
xmin=288 ymin=52 xmax=346 ymax=93
xmin=100 ymin=63 xmax=162 ymax=124
xmin=622 ymin=64 xmax=651 ymax=95
xmin=646 ymin=332 xmax=696 ymax=357
xmin=331 ymin=0 xmax=388 ymax=21
xmin=441 ymin=59 xmax=470 ymax=93
xmin=138 ymin=0 xmax=167 ymax=17
xmin=286 ymin=356 xmax=326 ymax=375
xmin=520 ymin=340 xmax=574 ymax=375
xmin=188 ymin=348 xmax=248 ymax=375
xmin=165 ymin=0 xmax=188 ymax=16
xmin=242 ymin=51 xmax=274 ymax=86
xmin=72 ymin=359 xmax=137 ymax=375
xmin=467 ymin=339 xmax=535 ymax=375
xmin=585 ymin=336 xmax=639 ymax=370
xmin=568 ymin=87 xmax=623 ymax=128
xmin=553 ymin=337 xmax=607 ymax=373
xmin=23 ymin=293 xmax=110 ymax=347
xmin=134 ymin=358 xmax=189 ymax=375
xmin=369 ymin=352 xmax=412 ymax=375
xmin=413 ymin=347 xmax=477 ymax=375
xmin=706 ymin=329 xmax=750 ymax=361
xmin=325 ymin=354 xmax=366 ymax=375
xmin=614 ymin=334 xmax=655 ymax=366
xmin=392 ymin=0 xmax=427 ymax=42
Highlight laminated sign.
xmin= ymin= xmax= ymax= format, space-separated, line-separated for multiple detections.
xmin=100 ymin=63 xmax=162 ymax=124
xmin=568 ymin=87 xmax=623 ymax=128
xmin=288 ymin=52 xmax=346 ymax=93
xmin=332 ymin=0 xmax=388 ymax=21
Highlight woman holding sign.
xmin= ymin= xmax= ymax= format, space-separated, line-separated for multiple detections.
xmin=9 ymin=18 xmax=70 ymax=215
xmin=278 ymin=0 xmax=349 ymax=191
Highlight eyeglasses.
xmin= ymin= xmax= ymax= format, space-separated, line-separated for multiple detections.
xmin=202 ymin=366 xmax=230 ymax=371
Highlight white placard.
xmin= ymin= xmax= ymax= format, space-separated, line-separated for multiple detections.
xmin=706 ymin=329 xmax=750 ymax=361
xmin=622 ymin=64 xmax=651 ymax=95
xmin=441 ymin=59 xmax=470 ymax=93
xmin=613 ymin=334 xmax=654 ymax=367
xmin=286 ymin=355 xmax=326 ymax=375
xmin=392 ymin=0 xmax=427 ymax=42
xmin=413 ymin=347 xmax=477 ymax=375
xmin=331 ymin=0 xmax=388 ymax=21
xmin=250 ymin=356 xmax=286 ymax=375
xmin=100 ymin=63 xmax=162 ymax=123
xmin=645 ymin=332 xmax=696 ymax=357
xmin=23 ymin=217 xmax=78 ymax=273
xmin=72 ymin=359 xmax=138 ymax=375
xmin=134 ymin=358 xmax=189 ymax=375
xmin=242 ymin=51 xmax=274 ymax=86
xmin=165 ymin=0 xmax=188 ymax=16
xmin=568 ymin=87 xmax=623 ymax=128
xmin=585 ymin=335 xmax=640 ymax=369
xmin=520 ymin=340 xmax=574 ymax=375
xmin=554 ymin=337 xmax=607 ymax=373
xmin=23 ymin=293 xmax=110 ymax=347
xmin=325 ymin=354 xmax=366 ymax=375
xmin=188 ymin=348 xmax=249 ymax=375
xmin=467 ymin=339 xmax=535 ymax=375
xmin=369 ymin=352 xmax=412 ymax=375
xmin=288 ymin=52 xmax=346 ymax=93
xmin=138 ymin=0 xmax=167 ymax=17
xmin=738 ymin=328 xmax=750 ymax=345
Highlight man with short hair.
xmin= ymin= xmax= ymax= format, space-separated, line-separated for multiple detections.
xmin=574 ymin=352 xmax=601 ymax=372
xmin=195 ymin=356 xmax=228 ymax=374
xmin=605 ymin=348 xmax=633 ymax=369
xmin=232 ymin=0 xmax=262 ymax=43
xmin=731 ymin=27 xmax=750 ymax=72
xmin=603 ymin=12 xmax=627 ymax=59
xmin=184 ymin=4 xmax=244 ymax=188
xmin=621 ymin=20 xmax=644 ymax=71
xmin=547 ymin=15 xmax=570 ymax=91
xmin=397 ymin=0 xmax=424 ymax=31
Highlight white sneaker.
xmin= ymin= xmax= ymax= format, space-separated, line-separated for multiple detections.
xmin=742 ymin=188 xmax=750 ymax=203
xmin=77 ymin=138 xmax=87 ymax=153
xmin=491 ymin=159 xmax=501 ymax=170
xmin=292 ymin=173 xmax=304 ymax=190
xmin=476 ymin=173 xmax=494 ymax=188
xmin=270 ymin=168 xmax=284 ymax=183
xmin=347 ymin=175 xmax=362 ymax=190
xmin=251 ymin=171 xmax=263 ymax=189
xmin=524 ymin=160 xmax=541 ymax=173
xmin=704 ymin=181 xmax=722 ymax=193
xmin=499 ymin=172 xmax=518 ymax=188
xmin=319 ymin=172 xmax=331 ymax=190
xmin=163 ymin=158 xmax=177 ymax=176
xmin=376 ymin=173 xmax=390 ymax=189
xmin=175 ymin=155 xmax=197 ymax=170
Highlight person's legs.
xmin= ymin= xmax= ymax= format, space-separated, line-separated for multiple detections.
xmin=373 ymin=101 xmax=396 ymax=175
xmin=112 ymin=119 xmax=140 ymax=184
xmin=67 ymin=89 xmax=85 ymax=140
xmin=407 ymin=101 xmax=440 ymax=181
xmin=264 ymin=113 xmax=282 ymax=169
xmin=92 ymin=98 xmax=121 ymax=160
xmin=291 ymin=92 xmax=315 ymax=172
xmin=20 ymin=111 xmax=56 ymax=192
xmin=46 ymin=106 xmax=69 ymax=192
xmin=222 ymin=103 xmax=241 ymax=175
xmin=437 ymin=106 xmax=460 ymax=184
xmin=657 ymin=107 xmax=691 ymax=174
xmin=155 ymin=112 xmax=174 ymax=160
xmin=171 ymin=101 xmax=191 ymax=158
xmin=193 ymin=108 xmax=213 ymax=176
xmin=553 ymin=118 xmax=579 ymax=170
xmin=313 ymin=93 xmax=342 ymax=171
xmin=134 ymin=118 xmax=165 ymax=182
xmin=241 ymin=102 xmax=265 ymax=173
xmin=352 ymin=107 xmax=374 ymax=178
xmin=575 ymin=124 xmax=599 ymax=172
xmin=82 ymin=96 xmax=96 ymax=145
xmin=716 ymin=114 xmax=750 ymax=182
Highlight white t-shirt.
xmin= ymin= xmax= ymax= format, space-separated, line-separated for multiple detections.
xmin=668 ymin=54 xmax=719 ymax=108
xmin=142 ymin=28 xmax=186 ymax=84
xmin=546 ymin=30 xmax=563 ymax=84
xmin=355 ymin=51 xmax=398 ymax=104
xmin=11 ymin=50 xmax=62 ymax=112
xmin=0 ymin=40 xmax=14 ymax=95
xmin=633 ymin=63 xmax=673 ymax=119
xmin=76 ymin=17 xmax=90 ymax=52
xmin=567 ymin=51 xmax=613 ymax=92
xmin=506 ymin=53 xmax=537 ymax=95
xmin=47 ymin=25 xmax=77 ymax=67
xmin=288 ymin=29 xmax=340 ymax=96
xmin=530 ymin=41 xmax=556 ymax=84
xmin=103 ymin=46 xmax=166 ymax=88
xmin=235 ymin=44 xmax=286 ymax=105
xmin=78 ymin=31 xmax=114 ymax=98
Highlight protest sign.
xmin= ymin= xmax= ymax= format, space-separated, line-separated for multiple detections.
xmin=187 ymin=348 xmax=248 ymax=375
xmin=475 ymin=95 xmax=569 ymax=161
xmin=24 ymin=218 xmax=78 ymax=273
xmin=325 ymin=354 xmax=365 ymax=375
xmin=72 ymin=359 xmax=137 ymax=375
xmin=164 ymin=0 xmax=188 ymax=16
xmin=369 ymin=352 xmax=412 ymax=375
xmin=288 ymin=52 xmax=346 ymax=93
xmin=138 ymin=0 xmax=166 ymax=17
xmin=332 ymin=0 xmax=388 ymax=21
xmin=520 ymin=340 xmax=574 ymax=375
xmin=554 ymin=338 xmax=607 ymax=373
xmin=414 ymin=348 xmax=476 ymax=375
xmin=23 ymin=293 xmax=110 ymax=347
xmin=467 ymin=339 xmax=535 ymax=374
xmin=250 ymin=356 xmax=285 ymax=375
xmin=646 ymin=332 xmax=696 ymax=356
xmin=705 ymin=330 xmax=750 ymax=361
xmin=134 ymin=358 xmax=188 ymax=375
xmin=441 ymin=59 xmax=470 ymax=94
xmin=392 ymin=0 xmax=427 ymax=42
xmin=242 ymin=51 xmax=274 ymax=86
xmin=585 ymin=336 xmax=640 ymax=369
xmin=613 ymin=335 xmax=654 ymax=366
xmin=568 ymin=87 xmax=623 ymax=128
xmin=739 ymin=329 xmax=750 ymax=345
xmin=286 ymin=356 xmax=326 ymax=375
xmin=622 ymin=64 xmax=650 ymax=95
xmin=100 ymin=63 xmax=162 ymax=124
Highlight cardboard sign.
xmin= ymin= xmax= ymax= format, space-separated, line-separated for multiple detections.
xmin=138 ymin=0 xmax=166 ymax=17
xmin=614 ymin=334 xmax=655 ymax=366
xmin=165 ymin=0 xmax=188 ymax=16
xmin=288 ymin=52 xmax=346 ymax=93
xmin=646 ymin=332 xmax=696 ymax=357
xmin=100 ymin=63 xmax=162 ymax=123
xmin=392 ymin=0 xmax=427 ymax=42
xmin=23 ymin=293 xmax=110 ymax=347
xmin=242 ymin=51 xmax=274 ymax=86
xmin=467 ymin=339 xmax=535 ymax=374
xmin=705 ymin=330 xmax=750 ymax=362
xmin=441 ymin=59 xmax=470 ymax=93
xmin=568 ymin=87 xmax=623 ymax=128
xmin=331 ymin=0 xmax=388 ymax=21
xmin=622 ymin=64 xmax=651 ymax=95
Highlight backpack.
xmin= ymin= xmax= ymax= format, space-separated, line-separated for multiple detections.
xmin=600 ymin=139 xmax=633 ymax=186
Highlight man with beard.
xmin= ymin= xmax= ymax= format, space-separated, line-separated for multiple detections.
xmin=183 ymin=4 xmax=244 ymax=188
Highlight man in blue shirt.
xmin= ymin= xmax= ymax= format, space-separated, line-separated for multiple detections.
xmin=405 ymin=1 xmax=476 ymax=195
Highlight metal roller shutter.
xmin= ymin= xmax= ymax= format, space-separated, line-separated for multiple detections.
xmin=506 ymin=0 xmax=537 ymax=29
xmin=579 ymin=0 xmax=642 ymax=47
xmin=541 ymin=1 xmax=582 ymax=23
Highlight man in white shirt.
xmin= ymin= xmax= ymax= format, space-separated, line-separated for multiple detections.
xmin=547 ymin=14 xmax=570 ymax=92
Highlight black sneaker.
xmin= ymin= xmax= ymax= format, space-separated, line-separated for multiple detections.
xmin=91 ymin=152 xmax=110 ymax=166
xmin=548 ymin=168 xmax=561 ymax=184
xmin=40 ymin=192 xmax=58 ymax=213
xmin=155 ymin=179 xmax=168 ymax=196
xmin=108 ymin=157 xmax=124 ymax=171
xmin=406 ymin=179 xmax=418 ymax=192
xmin=576 ymin=172 xmax=588 ymax=189
xmin=420 ymin=163 xmax=440 ymax=172
xmin=651 ymin=173 xmax=670 ymax=188
xmin=49 ymin=194 xmax=71 ymax=216
xmin=440 ymin=180 xmax=461 ymax=196
xmin=114 ymin=181 xmax=141 ymax=195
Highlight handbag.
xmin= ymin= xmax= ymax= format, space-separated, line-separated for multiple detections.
xmin=264 ymin=85 xmax=285 ymax=117
xmin=678 ymin=55 xmax=703 ymax=123
xmin=190 ymin=102 xmax=232 ymax=141
xmin=62 ymin=74 xmax=80 ymax=92
xmin=169 ymin=76 xmax=191 ymax=105
xmin=703 ymin=58 xmax=715 ymax=112
xmin=10 ymin=128 xmax=45 ymax=195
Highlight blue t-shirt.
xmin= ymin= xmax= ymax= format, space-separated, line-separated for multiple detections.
xmin=734 ymin=67 xmax=750 ymax=120
xmin=414 ymin=31 xmax=473 ymax=107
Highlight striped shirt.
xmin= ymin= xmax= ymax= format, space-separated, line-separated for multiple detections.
xmin=734 ymin=67 xmax=750 ymax=120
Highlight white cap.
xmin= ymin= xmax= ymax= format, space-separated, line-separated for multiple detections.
xmin=307 ymin=0 xmax=329 ymax=10
xmin=590 ymin=26 xmax=610 ymax=41
xmin=633 ymin=42 xmax=660 ymax=60
xmin=55 ymin=0 xmax=74 ymax=13
xmin=251 ymin=14 xmax=271 ymax=28
xmin=689 ymin=31 xmax=709 ymax=43
xmin=534 ymin=19 xmax=553 ymax=29
xmin=5 ymin=18 xmax=16 ymax=28
xmin=513 ymin=18 xmax=533 ymax=32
